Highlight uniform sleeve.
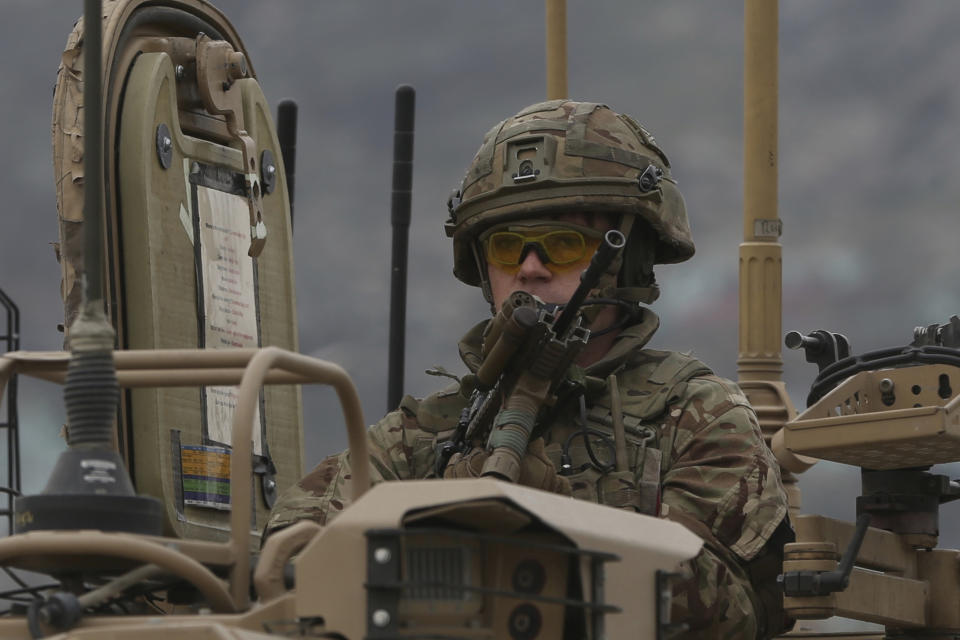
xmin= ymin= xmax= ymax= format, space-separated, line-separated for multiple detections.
xmin=264 ymin=406 xmax=431 ymax=537
xmin=659 ymin=375 xmax=790 ymax=639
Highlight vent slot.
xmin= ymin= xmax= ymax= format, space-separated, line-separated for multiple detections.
xmin=405 ymin=546 xmax=468 ymax=601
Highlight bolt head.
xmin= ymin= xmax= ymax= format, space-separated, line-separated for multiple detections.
xmin=175 ymin=64 xmax=185 ymax=80
xmin=371 ymin=609 xmax=391 ymax=628
xmin=370 ymin=609 xmax=390 ymax=629
xmin=266 ymin=164 xmax=276 ymax=175
xmin=374 ymin=547 xmax=392 ymax=564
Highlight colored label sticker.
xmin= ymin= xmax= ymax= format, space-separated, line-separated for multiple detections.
xmin=181 ymin=444 xmax=231 ymax=510
xmin=753 ymin=218 xmax=783 ymax=239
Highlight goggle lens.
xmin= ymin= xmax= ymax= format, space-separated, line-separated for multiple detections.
xmin=486 ymin=229 xmax=599 ymax=269
xmin=542 ymin=231 xmax=587 ymax=264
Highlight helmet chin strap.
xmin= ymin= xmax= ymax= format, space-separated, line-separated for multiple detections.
xmin=471 ymin=240 xmax=499 ymax=314
xmin=562 ymin=293 xmax=651 ymax=340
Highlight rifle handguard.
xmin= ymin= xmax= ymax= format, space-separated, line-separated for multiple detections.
xmin=482 ymin=290 xmax=537 ymax=360
xmin=476 ymin=306 xmax=538 ymax=389
xmin=488 ymin=410 xmax=537 ymax=451
xmin=481 ymin=375 xmax=550 ymax=482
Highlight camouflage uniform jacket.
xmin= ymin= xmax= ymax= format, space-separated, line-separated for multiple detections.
xmin=267 ymin=310 xmax=791 ymax=638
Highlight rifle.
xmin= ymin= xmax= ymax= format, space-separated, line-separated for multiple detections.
xmin=435 ymin=229 xmax=626 ymax=481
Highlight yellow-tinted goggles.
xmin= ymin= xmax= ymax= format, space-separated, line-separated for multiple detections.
xmin=484 ymin=226 xmax=603 ymax=272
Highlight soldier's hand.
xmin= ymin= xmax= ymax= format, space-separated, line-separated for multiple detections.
xmin=520 ymin=438 xmax=572 ymax=496
xmin=443 ymin=438 xmax=571 ymax=496
xmin=443 ymin=447 xmax=487 ymax=479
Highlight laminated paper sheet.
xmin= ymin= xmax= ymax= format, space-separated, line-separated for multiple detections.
xmin=196 ymin=185 xmax=263 ymax=455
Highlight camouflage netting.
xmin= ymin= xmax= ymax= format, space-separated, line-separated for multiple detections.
xmin=51 ymin=0 xmax=249 ymax=338
xmin=52 ymin=10 xmax=89 ymax=336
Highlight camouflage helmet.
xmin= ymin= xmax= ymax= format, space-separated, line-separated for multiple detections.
xmin=445 ymin=100 xmax=694 ymax=298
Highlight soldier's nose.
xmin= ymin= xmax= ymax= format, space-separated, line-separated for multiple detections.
xmin=517 ymin=248 xmax=551 ymax=281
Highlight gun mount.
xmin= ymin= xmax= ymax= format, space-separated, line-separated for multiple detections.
xmin=777 ymin=317 xmax=960 ymax=633
xmin=785 ymin=329 xmax=851 ymax=377
xmin=787 ymin=326 xmax=960 ymax=409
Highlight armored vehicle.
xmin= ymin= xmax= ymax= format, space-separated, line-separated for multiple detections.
xmin=1 ymin=1 xmax=959 ymax=638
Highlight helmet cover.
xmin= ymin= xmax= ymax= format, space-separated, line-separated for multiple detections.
xmin=445 ymin=100 xmax=694 ymax=295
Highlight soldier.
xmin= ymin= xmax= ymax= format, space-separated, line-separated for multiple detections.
xmin=267 ymin=100 xmax=792 ymax=638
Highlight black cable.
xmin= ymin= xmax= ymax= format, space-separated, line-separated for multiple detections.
xmin=2 ymin=567 xmax=30 ymax=591
xmin=578 ymin=395 xmax=616 ymax=473
xmin=559 ymin=395 xmax=616 ymax=475
xmin=0 ymin=584 xmax=59 ymax=601
xmin=26 ymin=599 xmax=44 ymax=639
xmin=0 ymin=568 xmax=55 ymax=606
xmin=94 ymin=576 xmax=175 ymax=614
xmin=553 ymin=298 xmax=642 ymax=339
xmin=142 ymin=593 xmax=168 ymax=615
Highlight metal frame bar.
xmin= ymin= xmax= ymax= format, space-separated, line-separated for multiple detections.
xmin=0 ymin=288 xmax=20 ymax=535
xmin=0 ymin=346 xmax=368 ymax=612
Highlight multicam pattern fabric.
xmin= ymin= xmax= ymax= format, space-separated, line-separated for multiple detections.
xmin=267 ymin=310 xmax=790 ymax=638
xmin=446 ymin=100 xmax=695 ymax=293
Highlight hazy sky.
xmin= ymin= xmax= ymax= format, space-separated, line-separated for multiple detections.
xmin=1 ymin=0 xmax=960 ymax=561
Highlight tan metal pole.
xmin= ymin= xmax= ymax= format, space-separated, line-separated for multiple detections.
xmin=229 ymin=347 xmax=368 ymax=609
xmin=740 ymin=0 xmax=812 ymax=502
xmin=546 ymin=0 xmax=567 ymax=100
xmin=741 ymin=0 xmax=781 ymax=386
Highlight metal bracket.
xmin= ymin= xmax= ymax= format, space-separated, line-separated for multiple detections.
xmin=155 ymin=123 xmax=173 ymax=169
xmin=260 ymin=149 xmax=277 ymax=194
xmin=195 ymin=34 xmax=266 ymax=257
xmin=785 ymin=329 xmax=851 ymax=374
xmin=638 ymin=163 xmax=663 ymax=192
xmin=253 ymin=455 xmax=278 ymax=509
xmin=0 ymin=287 xmax=20 ymax=536
xmin=655 ymin=570 xmax=689 ymax=640
xmin=780 ymin=513 xmax=871 ymax=597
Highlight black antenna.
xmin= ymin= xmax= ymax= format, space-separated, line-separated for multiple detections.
xmin=13 ymin=0 xmax=161 ymax=536
xmin=276 ymin=99 xmax=298 ymax=227
xmin=387 ymin=85 xmax=415 ymax=412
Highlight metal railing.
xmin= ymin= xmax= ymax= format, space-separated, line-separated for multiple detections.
xmin=0 ymin=288 xmax=20 ymax=535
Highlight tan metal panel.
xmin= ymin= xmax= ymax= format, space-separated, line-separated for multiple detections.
xmin=296 ymin=479 xmax=702 ymax=640
xmin=118 ymin=51 xmax=300 ymax=544
xmin=784 ymin=365 xmax=960 ymax=468
xmin=794 ymin=515 xmax=918 ymax=577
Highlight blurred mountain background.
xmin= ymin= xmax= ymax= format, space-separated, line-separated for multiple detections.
xmin=1 ymin=0 xmax=959 ymax=561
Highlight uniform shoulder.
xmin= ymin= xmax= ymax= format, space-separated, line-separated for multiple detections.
xmin=623 ymin=348 xmax=713 ymax=383
xmin=614 ymin=348 xmax=714 ymax=419
xmin=400 ymin=380 xmax=470 ymax=434
xmin=681 ymin=373 xmax=753 ymax=414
